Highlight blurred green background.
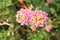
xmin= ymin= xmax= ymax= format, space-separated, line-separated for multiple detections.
xmin=0 ymin=0 xmax=60 ymax=40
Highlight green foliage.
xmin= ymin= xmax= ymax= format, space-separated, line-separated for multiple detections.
xmin=39 ymin=2 xmax=50 ymax=12
xmin=32 ymin=0 xmax=41 ymax=7
xmin=0 ymin=0 xmax=12 ymax=9
xmin=24 ymin=0 xmax=31 ymax=3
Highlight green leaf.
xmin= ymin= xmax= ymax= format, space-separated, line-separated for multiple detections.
xmin=0 ymin=0 xmax=12 ymax=9
xmin=5 ymin=0 xmax=12 ymax=6
xmin=50 ymin=8 xmax=56 ymax=14
xmin=52 ymin=22 xmax=58 ymax=28
xmin=32 ymin=0 xmax=41 ymax=7
xmin=56 ymin=16 xmax=60 ymax=21
xmin=43 ymin=31 xmax=50 ymax=40
xmin=24 ymin=0 xmax=31 ymax=3
xmin=0 ymin=0 xmax=5 ymax=9
xmin=39 ymin=3 xmax=50 ymax=13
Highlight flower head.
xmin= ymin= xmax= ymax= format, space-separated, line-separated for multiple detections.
xmin=16 ymin=8 xmax=29 ymax=25
xmin=46 ymin=0 xmax=51 ymax=6
xmin=30 ymin=10 xmax=48 ymax=27
xmin=45 ymin=25 xmax=53 ymax=32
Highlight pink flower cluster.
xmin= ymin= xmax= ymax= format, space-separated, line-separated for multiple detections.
xmin=16 ymin=8 xmax=29 ymax=25
xmin=30 ymin=10 xmax=48 ymax=27
xmin=46 ymin=0 xmax=51 ymax=6
xmin=16 ymin=8 xmax=48 ymax=27
xmin=45 ymin=25 xmax=53 ymax=32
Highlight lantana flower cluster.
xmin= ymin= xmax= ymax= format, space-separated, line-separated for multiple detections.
xmin=16 ymin=8 xmax=29 ymax=25
xmin=16 ymin=8 xmax=48 ymax=27
xmin=45 ymin=25 xmax=53 ymax=32
xmin=16 ymin=8 xmax=52 ymax=32
xmin=46 ymin=0 xmax=51 ymax=6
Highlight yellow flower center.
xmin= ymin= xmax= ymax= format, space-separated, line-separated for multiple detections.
xmin=18 ymin=12 xmax=27 ymax=21
xmin=33 ymin=13 xmax=43 ymax=24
